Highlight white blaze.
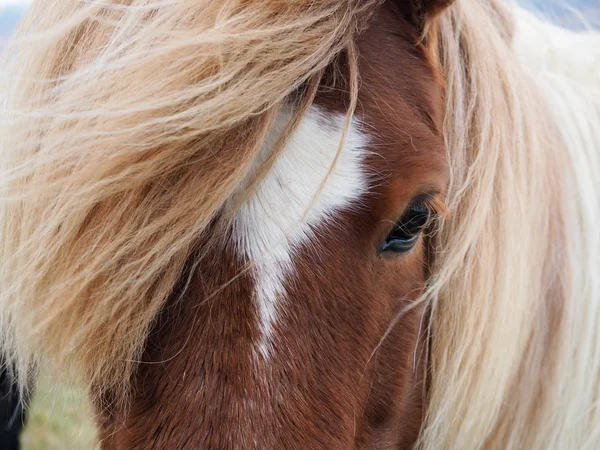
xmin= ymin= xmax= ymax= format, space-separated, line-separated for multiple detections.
xmin=233 ymin=106 xmax=369 ymax=358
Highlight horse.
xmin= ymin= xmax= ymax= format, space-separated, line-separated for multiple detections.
xmin=0 ymin=0 xmax=599 ymax=448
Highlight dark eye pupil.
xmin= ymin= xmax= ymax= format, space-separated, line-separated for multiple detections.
xmin=380 ymin=204 xmax=431 ymax=254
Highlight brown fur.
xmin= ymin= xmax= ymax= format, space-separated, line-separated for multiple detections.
xmin=96 ymin=2 xmax=449 ymax=448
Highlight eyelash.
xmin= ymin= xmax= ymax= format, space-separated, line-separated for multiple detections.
xmin=378 ymin=195 xmax=440 ymax=255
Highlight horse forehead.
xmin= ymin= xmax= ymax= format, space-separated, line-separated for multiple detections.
xmin=232 ymin=70 xmax=447 ymax=361
xmin=232 ymin=106 xmax=370 ymax=357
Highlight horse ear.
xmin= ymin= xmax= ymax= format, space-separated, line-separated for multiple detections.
xmin=397 ymin=0 xmax=456 ymax=30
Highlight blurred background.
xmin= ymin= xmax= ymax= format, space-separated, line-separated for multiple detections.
xmin=0 ymin=0 xmax=29 ymax=40
xmin=0 ymin=0 xmax=598 ymax=449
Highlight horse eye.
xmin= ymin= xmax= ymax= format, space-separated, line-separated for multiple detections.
xmin=379 ymin=201 xmax=431 ymax=254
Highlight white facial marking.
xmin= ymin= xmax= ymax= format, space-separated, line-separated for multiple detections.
xmin=233 ymin=106 xmax=369 ymax=359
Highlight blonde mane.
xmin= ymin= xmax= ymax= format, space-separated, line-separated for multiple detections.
xmin=0 ymin=0 xmax=377 ymax=399
xmin=1 ymin=0 xmax=600 ymax=448
xmin=423 ymin=2 xmax=600 ymax=448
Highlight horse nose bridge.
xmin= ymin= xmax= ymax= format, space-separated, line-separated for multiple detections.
xmin=190 ymin=344 xmax=361 ymax=448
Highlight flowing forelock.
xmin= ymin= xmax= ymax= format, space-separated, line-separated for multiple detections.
xmin=0 ymin=0 xmax=378 ymax=402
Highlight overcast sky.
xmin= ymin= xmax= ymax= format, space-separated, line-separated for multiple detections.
xmin=0 ymin=0 xmax=30 ymax=7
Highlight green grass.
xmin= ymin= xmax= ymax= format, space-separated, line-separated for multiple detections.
xmin=20 ymin=378 xmax=98 ymax=450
